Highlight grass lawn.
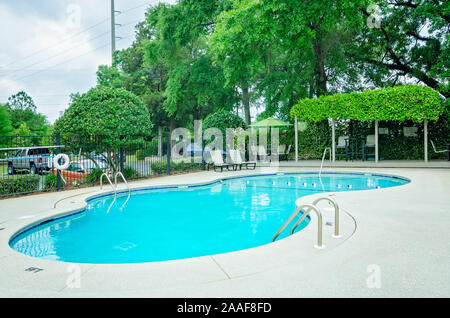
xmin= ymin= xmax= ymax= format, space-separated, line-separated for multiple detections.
xmin=125 ymin=154 xmax=146 ymax=163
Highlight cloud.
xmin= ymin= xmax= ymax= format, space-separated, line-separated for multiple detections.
xmin=0 ymin=0 xmax=173 ymax=123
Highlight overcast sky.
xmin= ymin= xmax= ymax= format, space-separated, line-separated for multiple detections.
xmin=0 ymin=0 xmax=176 ymax=123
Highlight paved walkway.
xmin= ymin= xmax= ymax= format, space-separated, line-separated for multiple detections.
xmin=0 ymin=167 xmax=449 ymax=297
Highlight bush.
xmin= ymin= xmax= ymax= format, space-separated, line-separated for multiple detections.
xmin=0 ymin=175 xmax=40 ymax=196
xmin=122 ymin=167 xmax=138 ymax=179
xmin=44 ymin=174 xmax=59 ymax=190
xmin=85 ymin=169 xmax=105 ymax=184
xmin=151 ymin=161 xmax=203 ymax=175
xmin=290 ymin=85 xmax=444 ymax=123
xmin=172 ymin=161 xmax=202 ymax=171
xmin=151 ymin=161 xmax=167 ymax=175
xmin=53 ymin=86 xmax=153 ymax=170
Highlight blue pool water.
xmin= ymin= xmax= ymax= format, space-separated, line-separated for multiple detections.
xmin=10 ymin=173 xmax=408 ymax=264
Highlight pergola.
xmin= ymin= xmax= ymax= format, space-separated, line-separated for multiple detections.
xmin=290 ymin=85 xmax=445 ymax=163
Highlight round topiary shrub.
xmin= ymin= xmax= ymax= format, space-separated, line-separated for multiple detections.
xmin=203 ymin=109 xmax=247 ymax=136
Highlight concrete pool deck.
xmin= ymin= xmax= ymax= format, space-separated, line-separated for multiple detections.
xmin=0 ymin=166 xmax=449 ymax=297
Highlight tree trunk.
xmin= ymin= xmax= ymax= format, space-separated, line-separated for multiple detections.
xmin=158 ymin=126 xmax=162 ymax=157
xmin=312 ymin=36 xmax=327 ymax=97
xmin=242 ymin=83 xmax=251 ymax=125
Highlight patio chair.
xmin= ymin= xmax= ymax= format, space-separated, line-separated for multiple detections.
xmin=207 ymin=150 xmax=237 ymax=172
xmin=257 ymin=145 xmax=268 ymax=161
xmin=285 ymin=144 xmax=292 ymax=160
xmin=250 ymin=145 xmax=268 ymax=162
xmin=229 ymin=149 xmax=256 ymax=170
xmin=363 ymin=135 xmax=376 ymax=161
xmin=335 ymin=136 xmax=349 ymax=160
xmin=279 ymin=144 xmax=291 ymax=161
xmin=430 ymin=140 xmax=449 ymax=157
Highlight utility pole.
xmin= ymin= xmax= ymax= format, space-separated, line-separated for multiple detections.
xmin=111 ymin=0 xmax=117 ymax=66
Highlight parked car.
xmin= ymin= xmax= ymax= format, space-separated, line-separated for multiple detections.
xmin=51 ymin=159 xmax=110 ymax=182
xmin=184 ymin=143 xmax=225 ymax=161
xmin=7 ymin=147 xmax=53 ymax=175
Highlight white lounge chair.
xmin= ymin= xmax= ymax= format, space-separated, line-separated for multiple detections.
xmin=430 ymin=140 xmax=449 ymax=162
xmin=229 ymin=149 xmax=256 ymax=170
xmin=257 ymin=145 xmax=268 ymax=161
xmin=207 ymin=150 xmax=237 ymax=172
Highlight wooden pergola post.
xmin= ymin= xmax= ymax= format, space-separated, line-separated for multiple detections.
xmin=375 ymin=120 xmax=379 ymax=162
xmin=424 ymin=119 xmax=428 ymax=162
xmin=331 ymin=119 xmax=336 ymax=162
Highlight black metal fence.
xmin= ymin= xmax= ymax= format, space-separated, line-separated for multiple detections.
xmin=0 ymin=133 xmax=204 ymax=198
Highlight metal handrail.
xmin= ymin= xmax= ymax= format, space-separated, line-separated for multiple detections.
xmin=100 ymin=173 xmax=116 ymax=214
xmin=319 ymin=147 xmax=332 ymax=177
xmin=272 ymin=204 xmax=324 ymax=249
xmin=291 ymin=197 xmax=340 ymax=238
xmin=100 ymin=173 xmax=115 ymax=197
xmin=114 ymin=172 xmax=131 ymax=209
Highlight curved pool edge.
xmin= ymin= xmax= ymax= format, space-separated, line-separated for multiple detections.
xmin=8 ymin=171 xmax=411 ymax=252
xmin=5 ymin=170 xmax=408 ymax=266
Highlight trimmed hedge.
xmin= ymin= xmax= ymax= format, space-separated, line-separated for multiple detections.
xmin=0 ymin=175 xmax=40 ymax=196
xmin=151 ymin=161 xmax=202 ymax=175
xmin=290 ymin=85 xmax=444 ymax=123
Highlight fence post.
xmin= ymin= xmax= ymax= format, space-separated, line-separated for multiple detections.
xmin=166 ymin=131 xmax=171 ymax=175
xmin=56 ymin=132 xmax=62 ymax=192
xmin=201 ymin=137 xmax=206 ymax=170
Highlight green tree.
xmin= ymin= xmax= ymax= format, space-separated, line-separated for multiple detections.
xmin=203 ymin=109 xmax=248 ymax=136
xmin=96 ymin=65 xmax=124 ymax=89
xmin=350 ymin=0 xmax=449 ymax=98
xmin=143 ymin=1 xmax=237 ymax=129
xmin=209 ymin=0 xmax=369 ymax=123
xmin=16 ymin=122 xmax=31 ymax=136
xmin=54 ymin=87 xmax=153 ymax=171
xmin=6 ymin=91 xmax=50 ymax=134
xmin=0 ymin=104 xmax=13 ymax=136
xmin=7 ymin=91 xmax=36 ymax=112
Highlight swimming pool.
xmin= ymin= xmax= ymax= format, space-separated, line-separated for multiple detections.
xmin=10 ymin=173 xmax=409 ymax=264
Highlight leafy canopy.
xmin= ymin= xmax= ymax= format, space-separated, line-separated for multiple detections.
xmin=203 ymin=109 xmax=248 ymax=136
xmin=0 ymin=104 xmax=13 ymax=136
xmin=290 ymin=85 xmax=444 ymax=123
xmin=54 ymin=86 xmax=153 ymax=149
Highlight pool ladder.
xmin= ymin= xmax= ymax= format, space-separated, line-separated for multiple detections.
xmin=319 ymin=147 xmax=332 ymax=177
xmin=100 ymin=172 xmax=131 ymax=213
xmin=272 ymin=197 xmax=341 ymax=249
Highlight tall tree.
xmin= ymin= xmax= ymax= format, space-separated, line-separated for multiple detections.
xmin=0 ymin=104 xmax=13 ymax=136
xmin=209 ymin=0 xmax=369 ymax=122
xmin=143 ymin=1 xmax=237 ymax=129
xmin=6 ymin=91 xmax=50 ymax=134
xmin=351 ymin=0 xmax=449 ymax=97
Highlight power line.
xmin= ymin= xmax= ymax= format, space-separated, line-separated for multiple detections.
xmin=14 ymin=35 xmax=134 ymax=82
xmin=2 ymin=1 xmax=148 ymax=71
xmin=2 ymin=17 xmax=110 ymax=68
xmin=6 ymin=30 xmax=111 ymax=80
xmin=118 ymin=1 xmax=151 ymax=15
xmin=15 ymin=42 xmax=112 ymax=81
xmin=1 ymin=20 xmax=140 ymax=78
